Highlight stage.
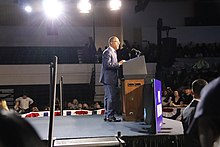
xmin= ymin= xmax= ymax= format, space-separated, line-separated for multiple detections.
xmin=27 ymin=115 xmax=184 ymax=147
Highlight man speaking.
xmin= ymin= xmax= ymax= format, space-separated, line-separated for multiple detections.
xmin=99 ymin=36 xmax=125 ymax=122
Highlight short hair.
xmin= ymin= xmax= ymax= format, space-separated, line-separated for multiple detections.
xmin=108 ymin=36 xmax=117 ymax=45
xmin=192 ymin=79 xmax=208 ymax=97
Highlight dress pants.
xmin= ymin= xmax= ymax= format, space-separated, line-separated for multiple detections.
xmin=104 ymin=84 xmax=119 ymax=119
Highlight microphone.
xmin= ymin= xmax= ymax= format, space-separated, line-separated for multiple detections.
xmin=131 ymin=48 xmax=141 ymax=56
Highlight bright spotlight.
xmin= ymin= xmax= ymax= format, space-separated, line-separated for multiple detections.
xmin=43 ymin=0 xmax=63 ymax=19
xmin=24 ymin=5 xmax=32 ymax=13
xmin=77 ymin=0 xmax=91 ymax=13
xmin=109 ymin=0 xmax=121 ymax=11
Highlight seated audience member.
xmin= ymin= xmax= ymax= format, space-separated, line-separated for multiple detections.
xmin=182 ymin=79 xmax=208 ymax=147
xmin=72 ymin=98 xmax=79 ymax=110
xmin=162 ymin=90 xmax=172 ymax=106
xmin=32 ymin=107 xmax=39 ymax=112
xmin=94 ymin=102 xmax=101 ymax=109
xmin=44 ymin=106 xmax=50 ymax=111
xmin=170 ymin=90 xmax=184 ymax=107
xmin=0 ymin=99 xmax=9 ymax=111
xmin=55 ymin=97 xmax=60 ymax=110
xmin=67 ymin=102 xmax=74 ymax=109
xmin=166 ymin=87 xmax=173 ymax=96
xmin=182 ymin=88 xmax=193 ymax=105
xmin=78 ymin=103 xmax=83 ymax=110
xmin=14 ymin=94 xmax=34 ymax=114
xmin=82 ymin=103 xmax=89 ymax=110
xmin=188 ymin=77 xmax=220 ymax=147
xmin=0 ymin=111 xmax=46 ymax=147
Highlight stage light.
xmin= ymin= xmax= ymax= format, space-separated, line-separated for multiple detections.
xmin=77 ymin=0 xmax=91 ymax=13
xmin=43 ymin=0 xmax=63 ymax=19
xmin=24 ymin=5 xmax=32 ymax=13
xmin=109 ymin=0 xmax=121 ymax=11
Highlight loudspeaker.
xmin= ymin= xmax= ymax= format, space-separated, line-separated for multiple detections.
xmin=159 ymin=37 xmax=177 ymax=67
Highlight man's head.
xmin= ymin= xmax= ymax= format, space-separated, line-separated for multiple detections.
xmin=108 ymin=36 xmax=120 ymax=50
xmin=22 ymin=94 xmax=27 ymax=99
xmin=191 ymin=79 xmax=208 ymax=99
xmin=184 ymin=88 xmax=192 ymax=95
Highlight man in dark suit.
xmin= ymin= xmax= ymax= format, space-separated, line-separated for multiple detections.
xmin=99 ymin=36 xmax=125 ymax=122
xmin=182 ymin=79 xmax=208 ymax=147
xmin=188 ymin=76 xmax=220 ymax=147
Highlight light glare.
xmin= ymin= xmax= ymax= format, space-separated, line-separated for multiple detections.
xmin=43 ymin=0 xmax=63 ymax=19
xmin=109 ymin=0 xmax=121 ymax=11
xmin=24 ymin=5 xmax=32 ymax=13
xmin=77 ymin=0 xmax=91 ymax=13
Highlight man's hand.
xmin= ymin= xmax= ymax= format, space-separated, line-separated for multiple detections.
xmin=119 ymin=60 xmax=126 ymax=66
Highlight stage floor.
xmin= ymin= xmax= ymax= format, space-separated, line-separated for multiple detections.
xmin=26 ymin=115 xmax=183 ymax=140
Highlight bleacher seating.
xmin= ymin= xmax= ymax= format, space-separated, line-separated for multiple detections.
xmin=0 ymin=47 xmax=81 ymax=64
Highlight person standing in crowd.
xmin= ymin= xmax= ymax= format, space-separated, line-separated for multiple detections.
xmin=99 ymin=36 xmax=125 ymax=122
xmin=188 ymin=77 xmax=220 ymax=147
xmin=14 ymin=94 xmax=34 ymax=114
xmin=182 ymin=79 xmax=208 ymax=147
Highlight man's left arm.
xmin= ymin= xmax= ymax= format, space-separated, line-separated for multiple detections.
xmin=29 ymin=98 xmax=34 ymax=105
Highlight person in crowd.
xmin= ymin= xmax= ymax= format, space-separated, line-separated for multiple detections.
xmin=94 ymin=102 xmax=101 ymax=110
xmin=99 ymin=36 xmax=125 ymax=122
xmin=14 ymin=101 xmax=20 ymax=112
xmin=67 ymin=102 xmax=74 ymax=109
xmin=182 ymin=79 xmax=208 ymax=147
xmin=170 ymin=90 xmax=184 ymax=107
xmin=182 ymin=87 xmax=193 ymax=105
xmin=72 ymin=98 xmax=79 ymax=110
xmin=0 ymin=99 xmax=9 ymax=111
xmin=162 ymin=90 xmax=172 ymax=106
xmin=193 ymin=57 xmax=210 ymax=70
xmin=14 ymin=94 xmax=34 ymax=114
xmin=0 ymin=111 xmax=46 ymax=147
xmin=44 ymin=106 xmax=50 ymax=111
xmin=67 ymin=102 xmax=73 ymax=109
xmin=78 ymin=103 xmax=83 ymax=110
xmin=55 ymin=97 xmax=60 ymax=110
xmin=166 ymin=87 xmax=173 ymax=96
xmin=97 ymin=47 xmax=103 ymax=63
xmin=32 ymin=106 xmax=39 ymax=112
xmin=82 ymin=103 xmax=89 ymax=110
xmin=188 ymin=77 xmax=220 ymax=147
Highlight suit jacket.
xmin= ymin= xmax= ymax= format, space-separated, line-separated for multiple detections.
xmin=99 ymin=47 xmax=120 ymax=85
xmin=182 ymin=99 xmax=201 ymax=147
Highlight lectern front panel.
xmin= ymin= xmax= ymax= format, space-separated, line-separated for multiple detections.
xmin=122 ymin=79 xmax=144 ymax=121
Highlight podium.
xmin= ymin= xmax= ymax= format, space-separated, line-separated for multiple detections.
xmin=121 ymin=56 xmax=147 ymax=121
